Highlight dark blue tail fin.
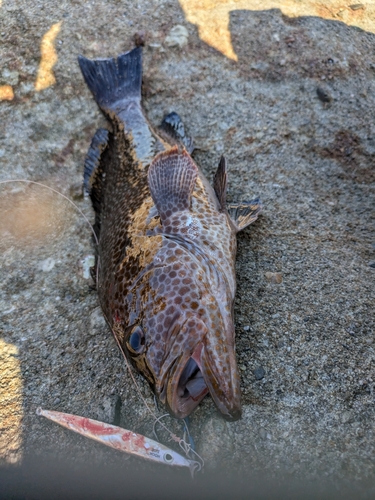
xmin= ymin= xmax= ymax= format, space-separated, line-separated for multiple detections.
xmin=78 ymin=47 xmax=142 ymax=114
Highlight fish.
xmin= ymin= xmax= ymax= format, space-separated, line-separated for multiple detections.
xmin=78 ymin=46 xmax=261 ymax=421
xmin=36 ymin=407 xmax=200 ymax=473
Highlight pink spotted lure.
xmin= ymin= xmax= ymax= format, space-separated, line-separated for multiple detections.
xmin=36 ymin=408 xmax=200 ymax=472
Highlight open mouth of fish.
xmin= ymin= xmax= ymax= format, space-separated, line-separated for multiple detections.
xmin=167 ymin=346 xmax=209 ymax=418
xmin=177 ymin=357 xmax=208 ymax=403
xmin=162 ymin=317 xmax=241 ymax=420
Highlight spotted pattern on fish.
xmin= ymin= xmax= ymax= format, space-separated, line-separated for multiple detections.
xmin=79 ymin=47 xmax=262 ymax=420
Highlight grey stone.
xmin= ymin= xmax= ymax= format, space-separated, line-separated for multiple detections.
xmin=80 ymin=255 xmax=95 ymax=280
xmin=165 ymin=25 xmax=188 ymax=48
xmin=39 ymin=258 xmax=55 ymax=272
xmin=254 ymin=366 xmax=266 ymax=380
xmin=69 ymin=182 xmax=84 ymax=201
xmin=265 ymin=272 xmax=283 ymax=284
xmin=316 ymin=86 xmax=332 ymax=103
xmin=341 ymin=411 xmax=353 ymax=424
xmin=259 ymin=427 xmax=267 ymax=440
xmin=89 ymin=307 xmax=107 ymax=336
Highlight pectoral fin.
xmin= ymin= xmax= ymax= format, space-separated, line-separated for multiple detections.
xmin=147 ymin=146 xmax=198 ymax=224
xmin=159 ymin=112 xmax=194 ymax=153
xmin=228 ymin=199 xmax=262 ymax=232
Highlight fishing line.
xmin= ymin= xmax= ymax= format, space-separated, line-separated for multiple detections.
xmin=0 ymin=178 xmax=204 ymax=472
xmin=153 ymin=413 xmax=203 ymax=468
xmin=152 ymin=413 xmax=171 ymax=442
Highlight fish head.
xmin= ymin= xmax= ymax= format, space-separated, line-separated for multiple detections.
xmin=122 ymin=254 xmax=241 ymax=421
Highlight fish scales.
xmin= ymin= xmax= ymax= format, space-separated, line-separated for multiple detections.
xmin=79 ymin=47 xmax=261 ymax=420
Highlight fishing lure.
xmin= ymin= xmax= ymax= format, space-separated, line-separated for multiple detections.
xmin=36 ymin=407 xmax=201 ymax=474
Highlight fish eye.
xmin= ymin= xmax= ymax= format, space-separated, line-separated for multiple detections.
xmin=127 ymin=325 xmax=145 ymax=355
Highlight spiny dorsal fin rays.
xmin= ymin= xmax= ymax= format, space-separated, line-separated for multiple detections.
xmin=147 ymin=146 xmax=198 ymax=224
xmin=213 ymin=155 xmax=227 ymax=211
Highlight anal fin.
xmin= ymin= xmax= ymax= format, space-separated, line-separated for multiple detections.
xmin=147 ymin=146 xmax=198 ymax=224
xmin=228 ymin=199 xmax=262 ymax=233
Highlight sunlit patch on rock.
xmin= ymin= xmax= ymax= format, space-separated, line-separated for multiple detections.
xmin=179 ymin=0 xmax=374 ymax=60
xmin=0 ymin=340 xmax=23 ymax=464
xmin=35 ymin=21 xmax=62 ymax=91
xmin=0 ymin=85 xmax=14 ymax=101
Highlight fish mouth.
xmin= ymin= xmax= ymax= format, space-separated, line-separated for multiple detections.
xmin=166 ymin=341 xmax=241 ymax=421
xmin=166 ymin=345 xmax=209 ymax=419
xmin=161 ymin=317 xmax=241 ymax=421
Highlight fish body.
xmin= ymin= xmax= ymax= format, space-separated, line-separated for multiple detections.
xmin=79 ymin=47 xmax=261 ymax=420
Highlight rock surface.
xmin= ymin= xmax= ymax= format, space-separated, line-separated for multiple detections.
xmin=0 ymin=0 xmax=374 ymax=495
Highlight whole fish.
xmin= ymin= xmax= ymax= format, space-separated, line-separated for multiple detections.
xmin=79 ymin=47 xmax=261 ymax=421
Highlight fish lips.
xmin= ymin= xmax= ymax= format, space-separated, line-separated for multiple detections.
xmin=199 ymin=343 xmax=242 ymax=421
xmin=166 ymin=341 xmax=241 ymax=421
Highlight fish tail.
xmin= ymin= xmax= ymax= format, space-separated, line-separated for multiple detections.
xmin=78 ymin=47 xmax=142 ymax=115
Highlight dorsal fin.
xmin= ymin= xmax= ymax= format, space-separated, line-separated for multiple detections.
xmin=83 ymin=128 xmax=109 ymax=197
xmin=147 ymin=146 xmax=198 ymax=223
xmin=83 ymin=128 xmax=111 ymax=240
xmin=213 ymin=155 xmax=227 ymax=210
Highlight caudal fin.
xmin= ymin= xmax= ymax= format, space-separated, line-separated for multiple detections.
xmin=78 ymin=47 xmax=142 ymax=115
